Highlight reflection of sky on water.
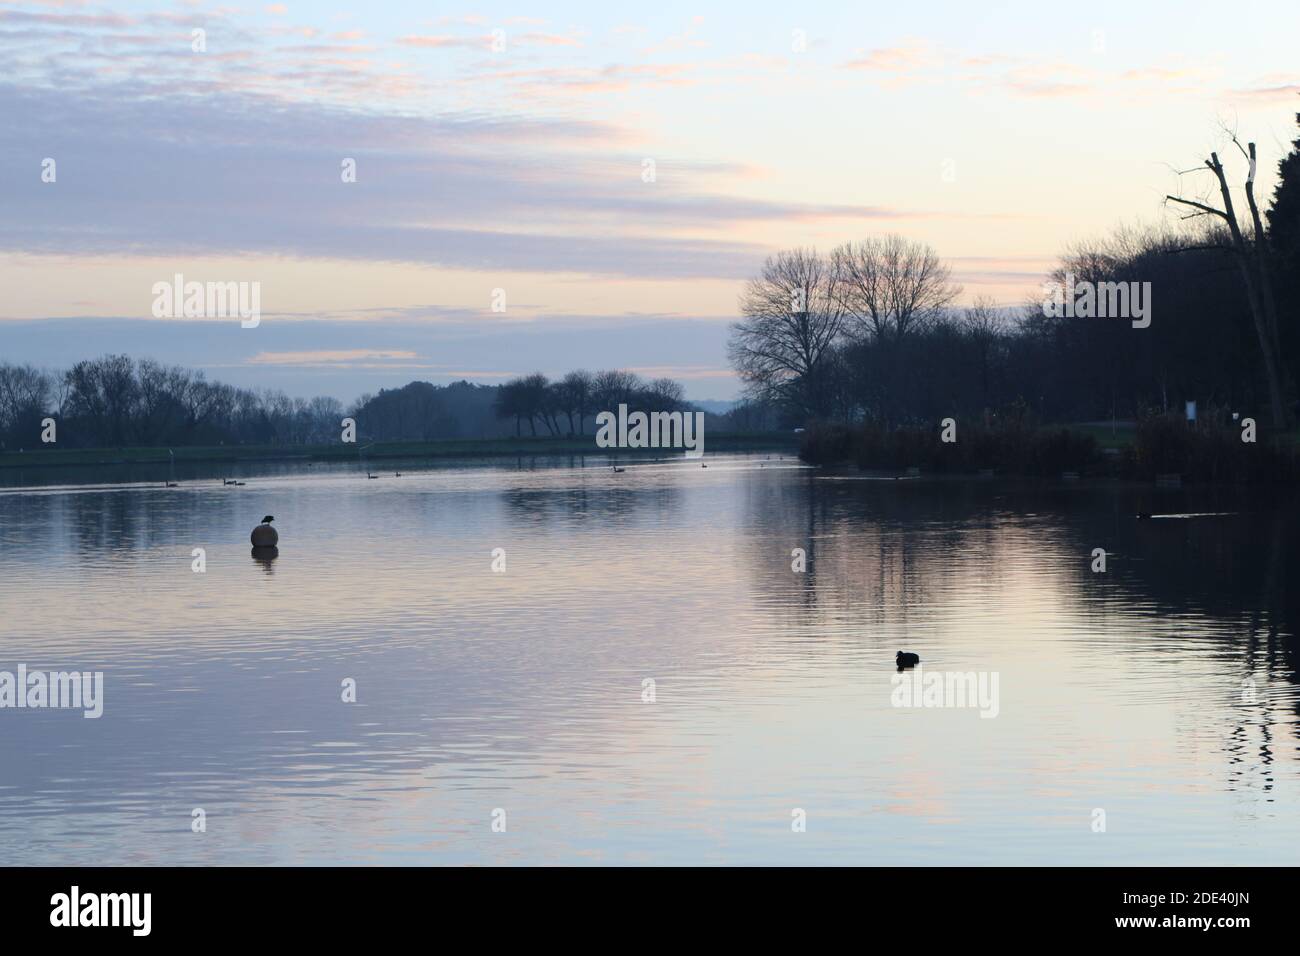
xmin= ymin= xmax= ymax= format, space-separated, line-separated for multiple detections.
xmin=0 ymin=458 xmax=1295 ymax=863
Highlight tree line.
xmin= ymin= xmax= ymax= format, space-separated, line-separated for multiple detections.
xmin=0 ymin=356 xmax=347 ymax=450
xmin=0 ymin=357 xmax=766 ymax=450
xmin=729 ymin=116 xmax=1300 ymax=433
xmin=492 ymin=370 xmax=688 ymax=436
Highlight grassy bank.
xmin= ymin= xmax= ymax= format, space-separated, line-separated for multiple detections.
xmin=0 ymin=431 xmax=800 ymax=469
xmin=800 ymin=417 xmax=1300 ymax=483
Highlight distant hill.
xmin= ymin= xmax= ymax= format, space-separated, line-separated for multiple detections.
xmin=690 ymin=399 xmax=738 ymax=415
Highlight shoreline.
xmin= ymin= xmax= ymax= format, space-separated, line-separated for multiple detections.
xmin=0 ymin=431 xmax=801 ymax=470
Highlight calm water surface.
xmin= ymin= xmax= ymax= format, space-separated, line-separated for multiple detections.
xmin=0 ymin=455 xmax=1297 ymax=864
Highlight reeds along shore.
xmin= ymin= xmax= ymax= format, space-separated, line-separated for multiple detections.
xmin=799 ymin=414 xmax=1300 ymax=483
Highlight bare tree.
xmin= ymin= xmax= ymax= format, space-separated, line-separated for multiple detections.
xmin=494 ymin=379 xmax=527 ymax=436
xmin=63 ymin=354 xmax=138 ymax=446
xmin=1165 ymin=134 xmax=1288 ymax=427
xmin=962 ymin=296 xmax=1003 ymax=410
xmin=644 ymin=377 xmax=685 ymax=409
xmin=558 ymin=369 xmax=594 ymax=434
xmin=728 ymin=247 xmax=846 ymax=419
xmin=832 ymin=235 xmax=961 ymax=343
xmin=0 ymin=363 xmax=53 ymax=447
xmin=591 ymin=369 xmax=642 ymax=412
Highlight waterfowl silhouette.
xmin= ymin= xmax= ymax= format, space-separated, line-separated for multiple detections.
xmin=261 ymin=515 xmax=274 ymax=524
xmin=896 ymin=651 xmax=920 ymax=669
xmin=612 ymin=465 xmax=625 ymax=473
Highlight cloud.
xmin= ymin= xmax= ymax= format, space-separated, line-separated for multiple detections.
xmin=470 ymin=61 xmax=697 ymax=96
xmin=0 ymin=316 xmax=745 ymax=400
xmin=396 ymin=33 xmax=485 ymax=49
xmin=625 ymin=365 xmax=734 ymax=381
xmin=1229 ymin=82 xmax=1300 ymax=102
xmin=844 ymin=41 xmax=939 ymax=74
xmin=517 ymin=32 xmax=583 ymax=48
xmin=843 ymin=44 xmax=1227 ymax=102
xmin=0 ymin=82 xmax=972 ymax=280
xmin=249 ymin=349 xmax=420 ymax=366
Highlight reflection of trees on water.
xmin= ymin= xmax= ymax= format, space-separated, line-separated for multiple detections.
xmin=1227 ymin=518 xmax=1295 ymax=800
xmin=60 ymin=489 xmax=245 ymax=561
xmin=740 ymin=477 xmax=1037 ymax=628
xmin=500 ymin=479 xmax=682 ymax=530
xmin=0 ymin=486 xmax=259 ymax=567
xmin=738 ymin=475 xmax=1299 ymax=789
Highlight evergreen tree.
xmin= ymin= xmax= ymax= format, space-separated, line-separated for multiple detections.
xmin=1265 ymin=112 xmax=1300 ymax=393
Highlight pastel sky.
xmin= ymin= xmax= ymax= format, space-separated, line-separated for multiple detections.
xmin=1 ymin=0 xmax=1297 ymax=400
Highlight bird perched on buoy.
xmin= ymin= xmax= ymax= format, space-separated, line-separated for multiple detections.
xmin=250 ymin=515 xmax=279 ymax=548
xmin=896 ymin=651 xmax=920 ymax=669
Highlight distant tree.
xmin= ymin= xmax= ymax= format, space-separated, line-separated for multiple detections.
xmin=643 ymin=377 xmax=686 ymax=410
xmin=63 ymin=354 xmax=138 ymax=446
xmin=494 ymin=378 xmax=528 ymax=436
xmin=720 ymin=398 xmax=778 ymax=432
xmin=5 ymin=358 xmax=677 ymax=449
xmin=354 ymin=382 xmax=442 ymax=441
xmin=557 ymin=370 xmax=594 ymax=434
xmin=518 ymin=373 xmax=552 ymax=435
xmin=962 ymin=296 xmax=1003 ymax=410
xmin=0 ymin=363 xmax=53 ymax=449
xmin=591 ymin=369 xmax=642 ymax=412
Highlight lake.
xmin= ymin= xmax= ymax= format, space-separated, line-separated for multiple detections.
xmin=0 ymin=454 xmax=1296 ymax=865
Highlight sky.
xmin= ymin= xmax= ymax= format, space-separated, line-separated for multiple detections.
xmin=1 ymin=0 xmax=1298 ymax=401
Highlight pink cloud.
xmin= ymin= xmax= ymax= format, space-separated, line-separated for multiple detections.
xmin=844 ymin=42 xmax=936 ymax=73
xmin=397 ymin=33 xmax=484 ymax=49
xmin=1230 ymin=83 xmax=1300 ymax=102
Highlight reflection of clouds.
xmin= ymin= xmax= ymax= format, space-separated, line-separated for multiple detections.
xmin=0 ymin=462 xmax=761 ymax=864
xmin=1 ymin=464 xmax=1297 ymax=863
